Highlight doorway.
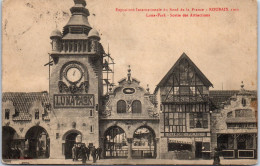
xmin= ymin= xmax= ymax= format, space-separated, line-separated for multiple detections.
xmin=104 ymin=126 xmax=128 ymax=158
xmin=25 ymin=126 xmax=50 ymax=159
xmin=64 ymin=133 xmax=79 ymax=159
xmin=132 ymin=126 xmax=156 ymax=159
xmin=195 ymin=142 xmax=202 ymax=158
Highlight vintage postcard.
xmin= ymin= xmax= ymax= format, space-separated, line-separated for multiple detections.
xmin=2 ymin=0 xmax=257 ymax=165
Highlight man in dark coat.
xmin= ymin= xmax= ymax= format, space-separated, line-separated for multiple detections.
xmin=213 ymin=148 xmax=221 ymax=165
xmin=96 ymin=146 xmax=102 ymax=160
xmin=75 ymin=144 xmax=80 ymax=161
xmin=72 ymin=145 xmax=76 ymax=161
xmin=80 ymin=145 xmax=87 ymax=164
xmin=91 ymin=146 xmax=97 ymax=163
xmin=86 ymin=146 xmax=90 ymax=160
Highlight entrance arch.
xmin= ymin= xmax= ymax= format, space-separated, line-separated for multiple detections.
xmin=132 ymin=126 xmax=156 ymax=158
xmin=104 ymin=126 xmax=128 ymax=158
xmin=2 ymin=126 xmax=18 ymax=159
xmin=25 ymin=126 xmax=50 ymax=159
xmin=63 ymin=130 xmax=82 ymax=159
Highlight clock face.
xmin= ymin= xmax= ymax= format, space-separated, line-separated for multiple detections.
xmin=66 ymin=67 xmax=82 ymax=83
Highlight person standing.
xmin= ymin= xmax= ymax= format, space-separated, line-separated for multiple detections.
xmin=80 ymin=145 xmax=87 ymax=164
xmin=213 ymin=148 xmax=221 ymax=165
xmin=96 ymin=146 xmax=102 ymax=160
xmin=72 ymin=145 xmax=76 ymax=161
xmin=86 ymin=146 xmax=90 ymax=160
xmin=92 ymin=146 xmax=97 ymax=163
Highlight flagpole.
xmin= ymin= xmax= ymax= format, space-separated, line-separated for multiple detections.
xmin=49 ymin=55 xmax=51 ymax=93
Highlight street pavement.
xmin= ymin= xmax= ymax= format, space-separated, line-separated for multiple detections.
xmin=2 ymin=158 xmax=258 ymax=165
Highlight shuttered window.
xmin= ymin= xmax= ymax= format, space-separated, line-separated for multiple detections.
xmin=132 ymin=100 xmax=142 ymax=113
xmin=117 ymin=100 xmax=126 ymax=113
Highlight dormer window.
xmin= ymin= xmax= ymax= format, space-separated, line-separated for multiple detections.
xmin=117 ymin=100 xmax=126 ymax=113
xmin=242 ymin=98 xmax=246 ymax=107
xmin=132 ymin=100 xmax=142 ymax=113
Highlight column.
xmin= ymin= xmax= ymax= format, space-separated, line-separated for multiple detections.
xmin=155 ymin=138 xmax=160 ymax=159
xmin=234 ymin=134 xmax=237 ymax=149
xmin=100 ymin=137 xmax=104 ymax=159
xmin=127 ymin=138 xmax=133 ymax=159
xmin=63 ymin=41 xmax=65 ymax=52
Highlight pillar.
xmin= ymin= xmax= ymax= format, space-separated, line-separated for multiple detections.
xmin=252 ymin=134 xmax=256 ymax=149
xmin=100 ymin=137 xmax=105 ymax=159
xmin=127 ymin=138 xmax=133 ymax=159
xmin=234 ymin=134 xmax=237 ymax=149
xmin=155 ymin=138 xmax=160 ymax=159
xmin=191 ymin=139 xmax=195 ymax=159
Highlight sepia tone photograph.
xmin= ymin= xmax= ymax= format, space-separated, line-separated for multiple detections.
xmin=2 ymin=0 xmax=257 ymax=165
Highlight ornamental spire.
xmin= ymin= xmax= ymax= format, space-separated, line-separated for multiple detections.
xmin=241 ymin=81 xmax=245 ymax=91
xmin=74 ymin=0 xmax=86 ymax=7
xmin=127 ymin=65 xmax=132 ymax=83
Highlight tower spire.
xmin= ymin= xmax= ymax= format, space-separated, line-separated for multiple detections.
xmin=127 ymin=65 xmax=132 ymax=83
xmin=63 ymin=0 xmax=91 ymax=36
xmin=74 ymin=0 xmax=86 ymax=7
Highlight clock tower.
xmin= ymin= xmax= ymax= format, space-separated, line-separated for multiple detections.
xmin=49 ymin=0 xmax=104 ymax=158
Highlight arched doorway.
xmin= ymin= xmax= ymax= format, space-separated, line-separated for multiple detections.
xmin=63 ymin=130 xmax=82 ymax=159
xmin=104 ymin=126 xmax=128 ymax=158
xmin=132 ymin=126 xmax=156 ymax=158
xmin=25 ymin=126 xmax=50 ymax=159
xmin=2 ymin=126 xmax=18 ymax=159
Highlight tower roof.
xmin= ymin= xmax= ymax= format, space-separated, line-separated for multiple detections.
xmin=63 ymin=0 xmax=92 ymax=37
xmin=88 ymin=28 xmax=100 ymax=40
xmin=50 ymin=29 xmax=62 ymax=39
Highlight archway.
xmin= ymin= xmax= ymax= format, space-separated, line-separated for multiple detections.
xmin=25 ymin=126 xmax=50 ymax=159
xmin=132 ymin=126 xmax=156 ymax=158
xmin=63 ymin=130 xmax=82 ymax=159
xmin=104 ymin=126 xmax=128 ymax=158
xmin=2 ymin=126 xmax=18 ymax=159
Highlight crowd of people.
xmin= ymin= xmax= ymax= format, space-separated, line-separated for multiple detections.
xmin=3 ymin=146 xmax=21 ymax=159
xmin=72 ymin=144 xmax=102 ymax=164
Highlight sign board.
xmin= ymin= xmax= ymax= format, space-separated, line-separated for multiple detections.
xmin=168 ymin=138 xmax=193 ymax=144
xmin=165 ymin=132 xmax=207 ymax=137
xmin=54 ymin=94 xmax=94 ymax=108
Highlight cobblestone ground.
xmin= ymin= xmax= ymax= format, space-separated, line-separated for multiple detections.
xmin=3 ymin=158 xmax=258 ymax=165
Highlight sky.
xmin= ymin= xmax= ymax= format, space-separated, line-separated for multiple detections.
xmin=2 ymin=0 xmax=257 ymax=93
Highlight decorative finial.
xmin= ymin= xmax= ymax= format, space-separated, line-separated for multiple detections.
xmin=146 ymin=84 xmax=150 ymax=93
xmin=241 ymin=81 xmax=244 ymax=90
xmin=109 ymin=84 xmax=113 ymax=92
xmin=127 ymin=65 xmax=131 ymax=83
xmin=74 ymin=0 xmax=86 ymax=7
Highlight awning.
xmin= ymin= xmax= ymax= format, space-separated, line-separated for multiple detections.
xmin=168 ymin=138 xmax=193 ymax=145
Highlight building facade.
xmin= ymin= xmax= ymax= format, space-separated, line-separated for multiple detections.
xmin=211 ymin=86 xmax=257 ymax=159
xmin=99 ymin=67 xmax=159 ymax=159
xmin=2 ymin=0 xmax=257 ymax=161
xmin=154 ymin=53 xmax=213 ymax=159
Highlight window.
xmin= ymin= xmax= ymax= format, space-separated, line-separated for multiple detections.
xmin=190 ymin=113 xmax=208 ymax=128
xmin=164 ymin=112 xmax=186 ymax=133
xmin=5 ymin=109 xmax=10 ymax=120
xmin=132 ymin=100 xmax=142 ymax=113
xmin=90 ymin=125 xmax=94 ymax=133
xmin=242 ymin=98 xmax=246 ymax=107
xmin=35 ymin=109 xmax=39 ymax=119
xmin=90 ymin=110 xmax=93 ymax=117
xmin=56 ymin=133 xmax=59 ymax=139
xmin=168 ymin=143 xmax=192 ymax=151
xmin=117 ymin=100 xmax=126 ymax=113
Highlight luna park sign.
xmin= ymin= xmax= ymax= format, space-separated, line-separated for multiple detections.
xmin=53 ymin=94 xmax=94 ymax=108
